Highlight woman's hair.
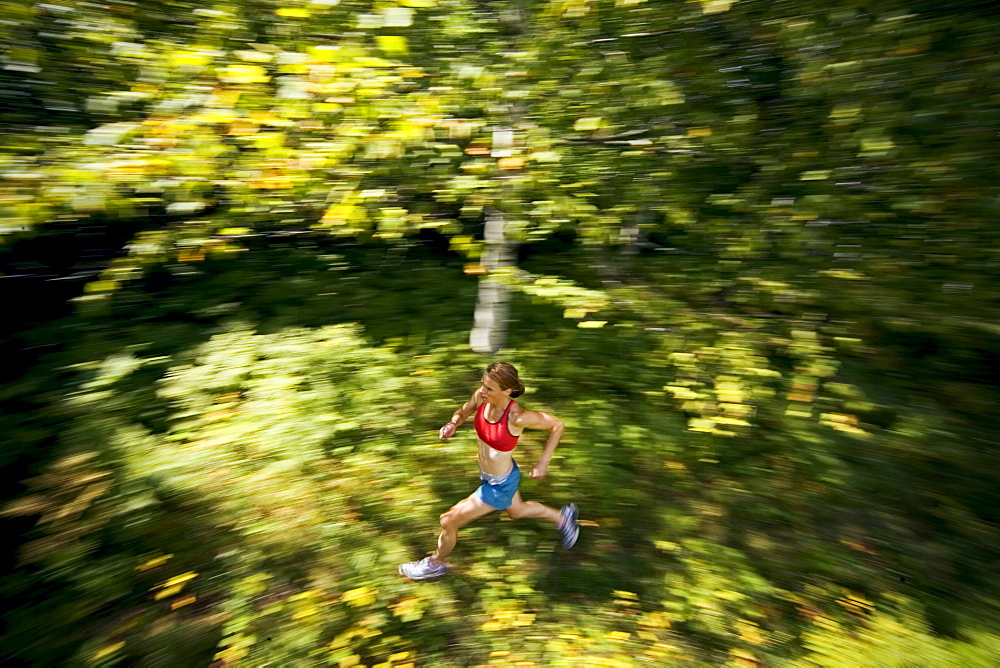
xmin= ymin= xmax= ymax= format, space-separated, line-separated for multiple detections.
xmin=486 ymin=362 xmax=525 ymax=398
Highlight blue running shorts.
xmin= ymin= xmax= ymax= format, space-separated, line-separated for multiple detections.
xmin=475 ymin=461 xmax=521 ymax=510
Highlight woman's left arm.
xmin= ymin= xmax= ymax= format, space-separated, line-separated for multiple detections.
xmin=515 ymin=410 xmax=564 ymax=480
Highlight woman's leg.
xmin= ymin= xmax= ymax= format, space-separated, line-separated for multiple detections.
xmin=505 ymin=492 xmax=561 ymax=525
xmin=431 ymin=492 xmax=496 ymax=563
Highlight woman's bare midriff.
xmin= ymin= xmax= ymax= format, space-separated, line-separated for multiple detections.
xmin=477 ymin=439 xmax=515 ymax=477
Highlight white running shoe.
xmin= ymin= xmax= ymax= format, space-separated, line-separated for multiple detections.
xmin=559 ymin=503 xmax=580 ymax=549
xmin=398 ymin=556 xmax=448 ymax=581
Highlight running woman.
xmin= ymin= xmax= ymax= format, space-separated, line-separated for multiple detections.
xmin=399 ymin=362 xmax=579 ymax=581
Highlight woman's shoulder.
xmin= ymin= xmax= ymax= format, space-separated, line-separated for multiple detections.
xmin=468 ymin=388 xmax=485 ymax=408
xmin=509 ymin=402 xmax=561 ymax=430
xmin=508 ymin=400 xmax=529 ymax=423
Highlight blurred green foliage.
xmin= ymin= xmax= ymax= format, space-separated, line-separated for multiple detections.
xmin=3 ymin=0 xmax=1000 ymax=665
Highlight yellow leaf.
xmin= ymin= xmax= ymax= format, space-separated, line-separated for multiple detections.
xmin=276 ymin=7 xmax=311 ymax=17
xmin=449 ymin=235 xmax=475 ymax=249
xmin=665 ymin=385 xmax=700 ymax=400
xmin=714 ymin=417 xmax=750 ymax=427
xmin=577 ymin=321 xmax=607 ymax=328
xmin=161 ymin=572 xmax=199 ymax=588
xmin=191 ymin=109 xmax=237 ymax=125
xmin=530 ymin=150 xmax=561 ymax=163
xmin=218 ymin=65 xmax=269 ymax=84
xmin=699 ymin=0 xmax=735 ymax=14
xmin=376 ymin=35 xmax=408 ymax=55
xmin=94 ymin=642 xmax=125 ymax=661
xmin=321 ymin=204 xmax=357 ymax=224
xmin=829 ymin=105 xmax=861 ymax=120
xmin=85 ymin=280 xmax=120 ymax=293
xmin=399 ymin=0 xmax=435 ymax=5
xmin=235 ymin=50 xmax=272 ymax=63
xmin=293 ymin=606 xmax=319 ymax=619
xmin=730 ymin=648 xmax=758 ymax=664
xmin=573 ymin=117 xmax=603 ymax=131
xmin=136 ymin=554 xmax=173 ymax=571
xmin=640 ymin=611 xmax=673 ymax=629
xmin=342 ymin=586 xmax=376 ymax=607
xmin=228 ymin=120 xmax=259 ymax=136
xmin=839 ymin=593 xmax=874 ymax=611
xmin=498 ymin=156 xmax=524 ymax=170
xmin=737 ymin=620 xmax=766 ymax=644
xmin=208 ymin=90 xmax=241 ymax=108
xmin=252 ymin=132 xmax=285 ymax=149
xmin=250 ymin=110 xmax=294 ymax=127
xmin=170 ymin=52 xmax=211 ymax=68
xmin=686 ymin=127 xmax=712 ymax=137
xmin=860 ymin=137 xmax=894 ymax=156
xmin=820 ymin=269 xmax=867 ymax=280
xmin=830 ymin=422 xmax=869 ymax=436
xmin=154 ymin=584 xmax=183 ymax=600
xmin=177 ymin=249 xmax=205 ymax=262
xmin=820 ymin=412 xmax=856 ymax=424
xmin=171 ymin=595 xmax=197 ymax=609
xmin=289 ymin=590 xmax=319 ymax=601
xmin=390 ymin=598 xmax=424 ymax=620
xmin=714 ymin=589 xmax=744 ymax=601
xmin=220 ymin=227 xmax=250 ymax=235
xmin=688 ymin=418 xmax=714 ymax=432
xmin=461 ymin=161 xmax=490 ymax=173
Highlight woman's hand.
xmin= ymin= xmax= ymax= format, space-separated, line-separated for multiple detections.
xmin=439 ymin=422 xmax=457 ymax=440
xmin=530 ymin=462 xmax=549 ymax=479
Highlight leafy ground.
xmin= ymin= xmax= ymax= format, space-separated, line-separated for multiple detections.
xmin=3 ymin=240 xmax=1000 ymax=666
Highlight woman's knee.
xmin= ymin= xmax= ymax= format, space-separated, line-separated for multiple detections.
xmin=506 ymin=504 xmax=524 ymax=520
xmin=440 ymin=506 xmax=468 ymax=531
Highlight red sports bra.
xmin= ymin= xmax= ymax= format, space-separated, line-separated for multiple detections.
xmin=474 ymin=400 xmax=519 ymax=452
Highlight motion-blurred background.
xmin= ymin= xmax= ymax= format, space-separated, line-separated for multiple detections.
xmin=2 ymin=0 xmax=999 ymax=665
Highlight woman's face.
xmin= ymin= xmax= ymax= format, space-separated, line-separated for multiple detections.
xmin=480 ymin=374 xmax=511 ymax=404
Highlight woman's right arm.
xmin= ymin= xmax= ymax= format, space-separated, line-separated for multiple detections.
xmin=439 ymin=390 xmax=481 ymax=440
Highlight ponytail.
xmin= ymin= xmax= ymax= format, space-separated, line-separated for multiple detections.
xmin=485 ymin=362 xmax=525 ymax=398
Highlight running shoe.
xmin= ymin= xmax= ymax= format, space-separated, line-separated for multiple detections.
xmin=398 ymin=556 xmax=447 ymax=581
xmin=559 ymin=503 xmax=580 ymax=549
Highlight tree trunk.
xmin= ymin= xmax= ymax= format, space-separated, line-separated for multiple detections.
xmin=469 ymin=0 xmax=524 ymax=356
xmin=469 ymin=207 xmax=515 ymax=354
